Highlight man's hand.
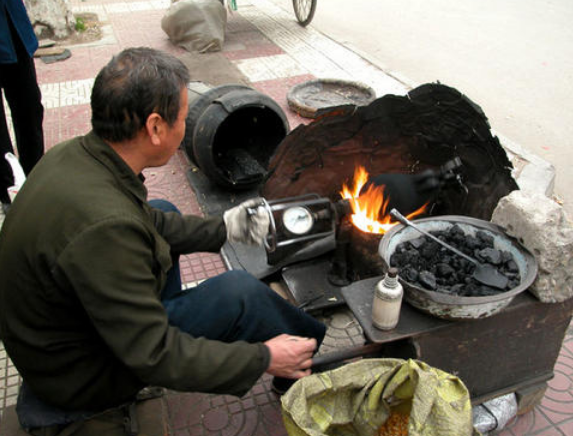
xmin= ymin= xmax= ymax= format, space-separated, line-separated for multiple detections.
xmin=223 ymin=198 xmax=270 ymax=245
xmin=264 ymin=334 xmax=317 ymax=379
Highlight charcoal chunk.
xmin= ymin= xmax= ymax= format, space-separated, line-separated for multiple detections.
xmin=409 ymin=238 xmax=425 ymax=249
xmin=465 ymin=235 xmax=481 ymax=250
xmin=476 ymin=230 xmax=494 ymax=247
xmin=403 ymin=267 xmax=419 ymax=282
xmin=436 ymin=263 xmax=455 ymax=277
xmin=501 ymin=251 xmax=513 ymax=263
xmin=506 ymin=260 xmax=519 ymax=273
xmin=478 ymin=247 xmax=502 ymax=265
xmin=418 ymin=271 xmax=437 ymax=290
xmin=421 ymin=242 xmax=439 ymax=259
xmin=389 ymin=223 xmax=520 ymax=296
xmin=448 ymin=224 xmax=465 ymax=237
xmin=461 ymin=283 xmax=481 ymax=296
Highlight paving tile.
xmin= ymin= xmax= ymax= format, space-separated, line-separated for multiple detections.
xmin=42 ymin=104 xmax=92 ymax=150
xmin=36 ymin=45 xmax=120 ymax=83
xmin=557 ymin=418 xmax=573 ymax=436
xmin=234 ymin=54 xmax=308 ymax=82
xmin=502 ymin=408 xmax=555 ymax=435
xmin=249 ymin=74 xmax=314 ymax=128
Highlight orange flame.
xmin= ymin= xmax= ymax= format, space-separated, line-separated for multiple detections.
xmin=340 ymin=166 xmax=428 ymax=234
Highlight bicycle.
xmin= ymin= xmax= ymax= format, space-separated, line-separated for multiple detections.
xmin=292 ymin=0 xmax=317 ymax=26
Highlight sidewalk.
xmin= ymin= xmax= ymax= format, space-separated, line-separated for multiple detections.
xmin=0 ymin=0 xmax=572 ymax=435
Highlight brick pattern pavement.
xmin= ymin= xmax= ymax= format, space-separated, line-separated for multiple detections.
xmin=0 ymin=0 xmax=571 ymax=435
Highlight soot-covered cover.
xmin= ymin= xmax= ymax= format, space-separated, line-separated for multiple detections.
xmin=262 ymin=83 xmax=518 ymax=220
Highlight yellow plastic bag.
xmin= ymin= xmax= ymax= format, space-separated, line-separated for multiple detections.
xmin=281 ymin=358 xmax=474 ymax=436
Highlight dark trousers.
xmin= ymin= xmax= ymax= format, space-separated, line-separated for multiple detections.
xmin=149 ymin=199 xmax=326 ymax=346
xmin=0 ymin=18 xmax=44 ymax=203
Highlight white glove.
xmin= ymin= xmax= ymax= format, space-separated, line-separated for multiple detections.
xmin=223 ymin=198 xmax=270 ymax=245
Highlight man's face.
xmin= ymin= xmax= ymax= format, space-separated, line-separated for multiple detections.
xmin=159 ymin=87 xmax=189 ymax=164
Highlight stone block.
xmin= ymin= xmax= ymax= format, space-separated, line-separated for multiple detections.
xmin=492 ymin=190 xmax=573 ymax=303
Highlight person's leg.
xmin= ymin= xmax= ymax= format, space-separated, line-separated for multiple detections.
xmin=1 ymin=19 xmax=44 ymax=176
xmin=150 ymin=198 xmax=326 ymax=353
xmin=161 ymin=269 xmax=326 ymax=345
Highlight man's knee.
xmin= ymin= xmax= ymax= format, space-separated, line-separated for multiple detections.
xmin=149 ymin=199 xmax=180 ymax=214
xmin=216 ymin=270 xmax=268 ymax=299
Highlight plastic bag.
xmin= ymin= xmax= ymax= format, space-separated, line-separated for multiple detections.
xmin=161 ymin=0 xmax=227 ymax=53
xmin=281 ymin=358 xmax=474 ymax=436
xmin=5 ymin=152 xmax=26 ymax=201
xmin=472 ymin=393 xmax=517 ymax=434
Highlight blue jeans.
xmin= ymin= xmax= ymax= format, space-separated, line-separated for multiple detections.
xmin=149 ymin=199 xmax=326 ymax=345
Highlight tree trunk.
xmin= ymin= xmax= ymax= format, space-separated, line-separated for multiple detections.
xmin=24 ymin=0 xmax=75 ymax=39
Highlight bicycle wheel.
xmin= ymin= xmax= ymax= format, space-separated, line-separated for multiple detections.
xmin=292 ymin=0 xmax=317 ymax=27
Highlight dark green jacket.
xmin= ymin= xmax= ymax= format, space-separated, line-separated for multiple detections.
xmin=0 ymin=132 xmax=270 ymax=411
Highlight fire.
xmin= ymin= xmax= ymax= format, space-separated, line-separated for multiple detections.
xmin=340 ymin=166 xmax=427 ymax=234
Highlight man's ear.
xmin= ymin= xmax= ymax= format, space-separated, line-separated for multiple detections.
xmin=145 ymin=113 xmax=164 ymax=146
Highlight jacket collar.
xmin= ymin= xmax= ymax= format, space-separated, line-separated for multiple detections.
xmin=82 ymin=131 xmax=148 ymax=204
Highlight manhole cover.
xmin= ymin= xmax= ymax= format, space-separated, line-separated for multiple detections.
xmin=287 ymin=78 xmax=376 ymax=118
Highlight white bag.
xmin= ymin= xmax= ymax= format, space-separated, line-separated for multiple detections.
xmin=4 ymin=152 xmax=26 ymax=201
xmin=161 ymin=0 xmax=227 ymax=53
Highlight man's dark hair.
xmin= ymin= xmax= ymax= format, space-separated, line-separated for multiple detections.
xmin=91 ymin=47 xmax=190 ymax=143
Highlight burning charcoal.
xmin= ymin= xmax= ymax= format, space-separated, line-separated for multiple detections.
xmin=436 ymin=263 xmax=455 ymax=277
xmin=477 ymin=248 xmax=502 ymax=265
xmin=418 ymin=271 xmax=437 ymax=290
xmin=476 ymin=230 xmax=494 ymax=248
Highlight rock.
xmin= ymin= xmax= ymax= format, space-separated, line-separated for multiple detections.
xmin=25 ymin=0 xmax=75 ymax=40
xmin=492 ymin=190 xmax=573 ymax=303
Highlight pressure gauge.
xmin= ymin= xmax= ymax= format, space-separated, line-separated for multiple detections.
xmin=282 ymin=206 xmax=314 ymax=235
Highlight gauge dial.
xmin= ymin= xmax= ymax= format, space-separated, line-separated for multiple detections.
xmin=282 ymin=206 xmax=314 ymax=235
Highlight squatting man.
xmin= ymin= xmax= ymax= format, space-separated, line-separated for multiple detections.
xmin=0 ymin=47 xmax=326 ymax=433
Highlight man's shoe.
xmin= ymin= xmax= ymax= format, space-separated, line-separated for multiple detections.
xmin=271 ymin=377 xmax=296 ymax=396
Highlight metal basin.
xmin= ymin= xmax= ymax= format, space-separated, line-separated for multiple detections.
xmin=378 ymin=215 xmax=538 ymax=320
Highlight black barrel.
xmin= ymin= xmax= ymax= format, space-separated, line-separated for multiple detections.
xmin=184 ymin=82 xmax=289 ymax=190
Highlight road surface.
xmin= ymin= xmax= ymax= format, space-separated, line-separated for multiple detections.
xmin=269 ymin=0 xmax=573 ymax=217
